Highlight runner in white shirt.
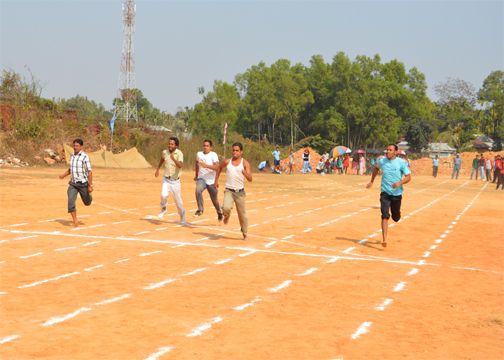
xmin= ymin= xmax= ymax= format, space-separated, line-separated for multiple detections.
xmin=194 ymin=139 xmax=223 ymax=221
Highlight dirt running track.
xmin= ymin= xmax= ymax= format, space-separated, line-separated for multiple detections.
xmin=0 ymin=168 xmax=503 ymax=359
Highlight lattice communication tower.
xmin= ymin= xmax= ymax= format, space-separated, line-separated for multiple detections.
xmin=115 ymin=0 xmax=138 ymax=123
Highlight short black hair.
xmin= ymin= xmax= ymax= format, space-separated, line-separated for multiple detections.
xmin=73 ymin=138 xmax=84 ymax=146
xmin=232 ymin=142 xmax=243 ymax=151
xmin=388 ymin=144 xmax=398 ymax=151
xmin=203 ymin=139 xmax=213 ymax=147
xmin=169 ymin=137 xmax=179 ymax=146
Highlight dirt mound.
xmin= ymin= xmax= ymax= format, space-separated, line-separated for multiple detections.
xmin=279 ymin=147 xmax=321 ymax=173
xmin=64 ymin=144 xmax=152 ymax=168
xmin=410 ymin=151 xmax=504 ymax=176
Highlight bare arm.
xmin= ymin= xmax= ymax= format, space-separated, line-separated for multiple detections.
xmin=194 ymin=161 xmax=199 ymax=180
xmin=392 ymin=173 xmax=411 ymax=189
xmin=366 ymin=166 xmax=380 ymax=188
xmin=198 ymin=161 xmax=220 ymax=171
xmin=59 ymin=168 xmax=71 ymax=179
xmin=242 ymin=159 xmax=253 ymax=182
xmin=87 ymin=171 xmax=93 ymax=193
xmin=214 ymin=159 xmax=228 ymax=188
xmin=170 ymin=153 xmax=183 ymax=169
xmin=155 ymin=157 xmax=165 ymax=177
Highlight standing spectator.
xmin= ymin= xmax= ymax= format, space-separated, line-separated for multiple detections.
xmin=485 ymin=156 xmax=493 ymax=182
xmin=343 ymin=154 xmax=350 ymax=174
xmin=470 ymin=154 xmax=479 ymax=180
xmin=359 ymin=154 xmax=366 ymax=175
xmin=316 ymin=158 xmax=325 ymax=174
xmin=215 ymin=142 xmax=253 ymax=240
xmin=432 ymin=155 xmax=439 ymax=178
xmin=337 ymin=156 xmax=343 ymax=174
xmin=155 ymin=137 xmax=186 ymax=224
xmin=302 ymin=148 xmax=311 ymax=173
xmin=59 ymin=138 xmax=93 ymax=227
xmin=452 ymin=154 xmax=461 ymax=179
xmin=493 ymin=155 xmax=503 ymax=183
xmin=496 ymin=165 xmax=504 ymax=190
xmin=194 ymin=139 xmax=223 ymax=221
xmin=479 ymin=155 xmax=486 ymax=181
xmin=272 ymin=145 xmax=281 ymax=174
xmin=288 ymin=149 xmax=294 ymax=175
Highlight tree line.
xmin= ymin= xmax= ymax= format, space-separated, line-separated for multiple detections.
xmin=1 ymin=51 xmax=502 ymax=153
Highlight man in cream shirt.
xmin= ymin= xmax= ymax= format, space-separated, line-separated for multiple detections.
xmin=155 ymin=137 xmax=186 ymax=224
xmin=194 ymin=139 xmax=223 ymax=221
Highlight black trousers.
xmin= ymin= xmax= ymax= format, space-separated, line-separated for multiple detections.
xmin=67 ymin=182 xmax=92 ymax=212
xmin=380 ymin=192 xmax=402 ymax=222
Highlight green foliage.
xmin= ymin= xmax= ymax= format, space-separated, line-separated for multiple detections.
xmin=296 ymin=134 xmax=336 ymax=154
xmin=478 ymin=70 xmax=504 ymax=150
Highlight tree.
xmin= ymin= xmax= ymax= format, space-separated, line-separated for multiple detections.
xmin=478 ymin=70 xmax=504 ymax=150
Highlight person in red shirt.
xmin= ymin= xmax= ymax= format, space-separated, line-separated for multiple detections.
xmin=492 ymin=155 xmax=502 ymax=183
xmin=343 ymin=154 xmax=350 ymax=174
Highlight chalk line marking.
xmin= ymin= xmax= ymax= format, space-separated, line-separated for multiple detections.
xmin=94 ymin=293 xmax=131 ymax=306
xmin=42 ymin=307 xmax=92 ymax=327
xmin=393 ymin=281 xmax=407 ymax=292
xmin=18 ymin=271 xmax=80 ymax=289
xmin=343 ymin=247 xmax=355 ymax=254
xmin=0 ymin=335 xmax=20 ymax=345
xmin=84 ymin=264 xmax=104 ymax=272
xmin=407 ymin=268 xmax=419 ymax=276
xmin=375 ymin=298 xmax=393 ymax=311
xmin=9 ymin=223 xmax=28 ymax=227
xmin=351 ymin=322 xmax=372 ymax=339
xmin=264 ymin=241 xmax=277 ymax=248
xmin=182 ymin=267 xmax=207 ymax=277
xmin=239 ymin=250 xmax=257 ymax=257
xmin=134 ymin=231 xmax=150 ymax=236
xmin=233 ymin=297 xmax=262 ymax=311
xmin=282 ymin=235 xmax=295 ymax=240
xmin=20 ymin=252 xmax=43 ymax=259
xmin=145 ymin=346 xmax=174 ymax=360
xmin=187 ymin=316 xmax=223 ymax=337
xmin=297 ymin=267 xmax=318 ymax=277
xmin=214 ymin=258 xmax=232 ymax=265
xmin=114 ymin=258 xmax=130 ymax=264
xmin=14 ymin=235 xmax=38 ymax=240
xmin=140 ymin=250 xmax=162 ymax=257
xmin=82 ymin=241 xmax=101 ymax=246
xmin=144 ymin=278 xmax=177 ymax=290
xmin=303 ymin=228 xmax=313 ymax=233
xmin=54 ymin=246 xmax=77 ymax=252
xmin=269 ymin=280 xmax=292 ymax=293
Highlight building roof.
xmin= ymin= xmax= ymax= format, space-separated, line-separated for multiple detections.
xmin=427 ymin=143 xmax=456 ymax=152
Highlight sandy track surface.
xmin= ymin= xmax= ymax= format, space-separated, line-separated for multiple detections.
xmin=0 ymin=168 xmax=502 ymax=359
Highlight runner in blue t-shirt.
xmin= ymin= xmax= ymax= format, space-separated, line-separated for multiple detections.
xmin=366 ymin=144 xmax=411 ymax=247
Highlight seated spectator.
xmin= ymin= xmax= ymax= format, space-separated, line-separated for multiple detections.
xmin=316 ymin=158 xmax=325 ymax=174
xmin=258 ymin=160 xmax=269 ymax=172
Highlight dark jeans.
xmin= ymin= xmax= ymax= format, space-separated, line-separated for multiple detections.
xmin=67 ymin=182 xmax=92 ymax=213
xmin=432 ymin=166 xmax=438 ymax=178
xmin=195 ymin=179 xmax=222 ymax=214
xmin=493 ymin=168 xmax=501 ymax=183
xmin=380 ymin=192 xmax=402 ymax=222
xmin=486 ymin=169 xmax=492 ymax=181
xmin=497 ymin=173 xmax=504 ymax=190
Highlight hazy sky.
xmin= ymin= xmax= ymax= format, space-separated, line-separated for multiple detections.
xmin=1 ymin=0 xmax=502 ymax=114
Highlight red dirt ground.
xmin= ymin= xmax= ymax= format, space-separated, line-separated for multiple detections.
xmin=0 ymin=168 xmax=503 ymax=359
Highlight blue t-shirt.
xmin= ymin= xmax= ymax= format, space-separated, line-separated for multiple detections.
xmin=376 ymin=157 xmax=411 ymax=196
xmin=454 ymin=158 xmax=461 ymax=168
xmin=272 ymin=150 xmax=280 ymax=161
xmin=432 ymin=158 xmax=439 ymax=167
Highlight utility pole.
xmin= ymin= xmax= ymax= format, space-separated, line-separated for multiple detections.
xmin=115 ymin=0 xmax=138 ymax=124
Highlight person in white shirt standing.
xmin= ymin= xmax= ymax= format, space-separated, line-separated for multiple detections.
xmin=59 ymin=138 xmax=93 ymax=227
xmin=194 ymin=139 xmax=223 ymax=221
xmin=215 ymin=142 xmax=253 ymax=240
xmin=155 ymin=137 xmax=186 ymax=224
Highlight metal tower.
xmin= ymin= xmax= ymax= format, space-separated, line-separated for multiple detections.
xmin=115 ymin=0 xmax=137 ymax=123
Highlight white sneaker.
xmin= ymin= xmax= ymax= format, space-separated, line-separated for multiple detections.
xmin=158 ymin=207 xmax=167 ymax=219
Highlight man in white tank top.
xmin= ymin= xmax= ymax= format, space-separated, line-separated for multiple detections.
xmin=215 ymin=142 xmax=253 ymax=240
